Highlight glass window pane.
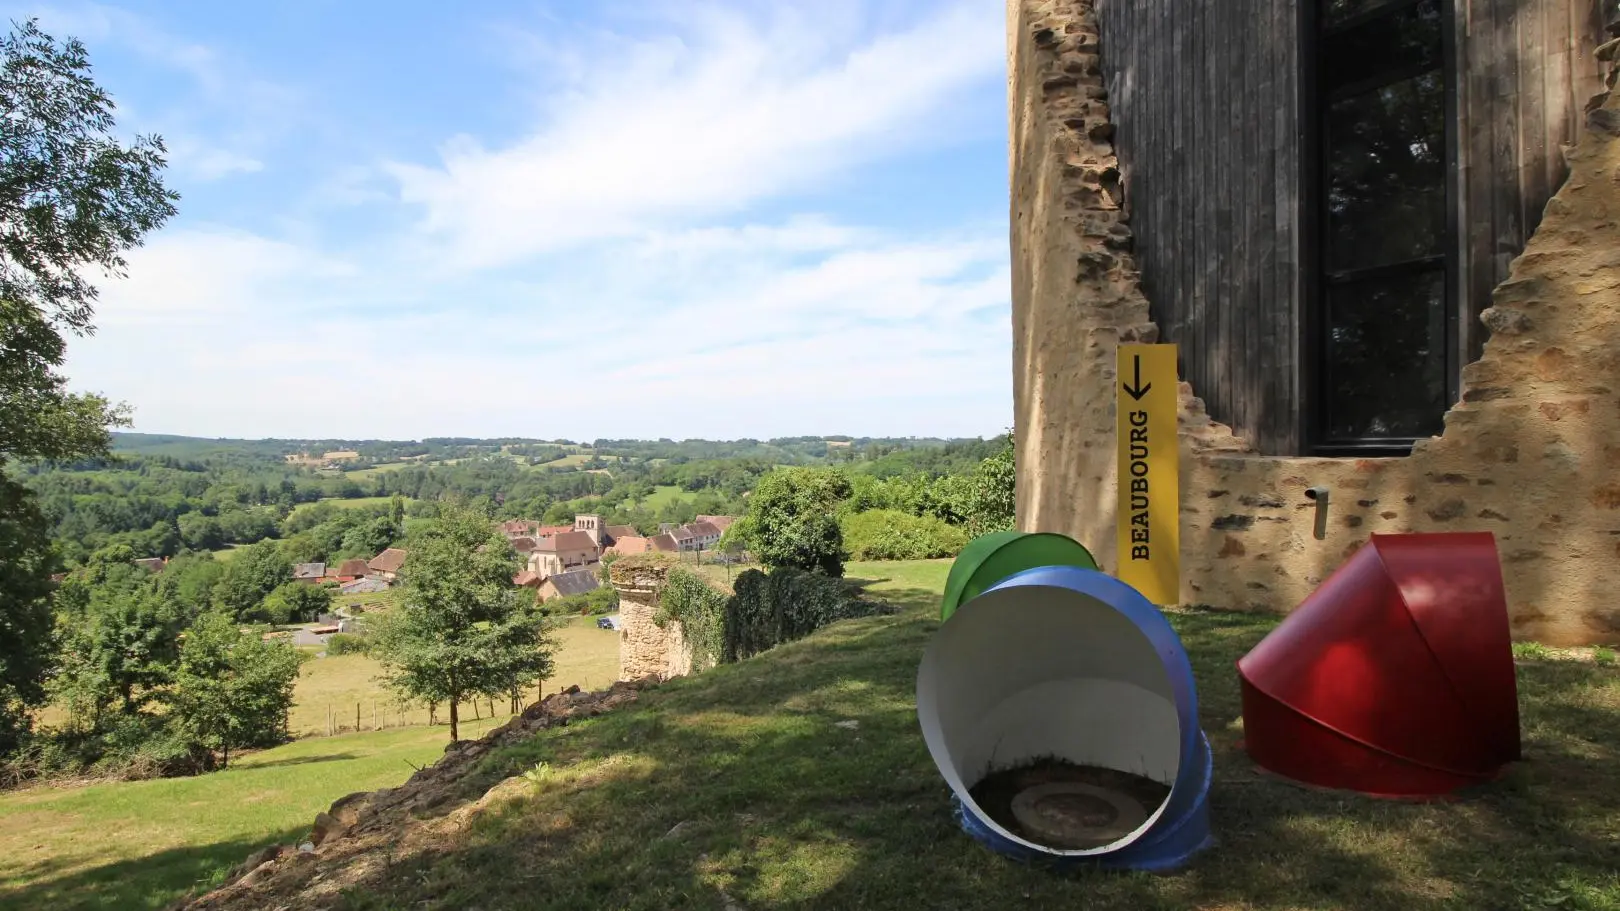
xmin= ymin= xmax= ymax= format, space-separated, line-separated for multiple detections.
xmin=1324 ymin=269 xmax=1448 ymax=440
xmin=1325 ymin=70 xmax=1446 ymax=273
xmin=1322 ymin=0 xmax=1442 ymax=94
xmin=1322 ymin=0 xmax=1403 ymax=28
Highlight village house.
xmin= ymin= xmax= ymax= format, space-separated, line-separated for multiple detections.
xmin=574 ymin=513 xmax=606 ymax=548
xmin=648 ymin=532 xmax=679 ymax=553
xmin=537 ymin=567 xmax=601 ymax=604
xmin=606 ymin=534 xmax=651 ymax=556
xmin=340 ymin=577 xmax=389 ymax=595
xmin=333 ymin=559 xmax=370 ymax=583
xmin=696 ymin=515 xmax=737 ymax=534
xmin=292 ymin=562 xmax=326 ymax=584
xmin=513 ymin=569 xmax=543 ymax=590
xmin=528 ymin=530 xmax=599 ymax=578
xmin=367 ymin=547 xmax=408 ymax=583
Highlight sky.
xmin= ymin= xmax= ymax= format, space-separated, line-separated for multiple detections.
xmin=16 ymin=0 xmax=1012 ymax=442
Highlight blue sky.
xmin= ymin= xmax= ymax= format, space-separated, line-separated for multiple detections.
xmin=22 ymin=0 xmax=1012 ymax=441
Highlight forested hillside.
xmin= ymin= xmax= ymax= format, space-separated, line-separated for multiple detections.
xmin=17 ymin=434 xmax=1007 ymax=568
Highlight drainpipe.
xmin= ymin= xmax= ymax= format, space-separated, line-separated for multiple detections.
xmin=1305 ymin=487 xmax=1330 ymax=541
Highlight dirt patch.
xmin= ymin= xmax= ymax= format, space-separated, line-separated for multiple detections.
xmin=966 ymin=758 xmax=1171 ymax=850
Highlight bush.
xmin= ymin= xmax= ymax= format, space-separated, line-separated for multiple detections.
xmin=725 ymin=567 xmax=875 ymax=662
xmin=2 ymin=715 xmax=208 ymax=788
xmin=326 ymin=633 xmax=370 ymax=655
xmin=840 ymin=509 xmax=969 ymax=561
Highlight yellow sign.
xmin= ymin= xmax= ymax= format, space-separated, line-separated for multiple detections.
xmin=1115 ymin=343 xmax=1180 ymax=606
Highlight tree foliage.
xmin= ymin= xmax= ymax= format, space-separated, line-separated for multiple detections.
xmin=169 ymin=611 xmax=304 ymax=769
xmin=0 ymin=17 xmax=177 ymax=757
xmin=966 ymin=433 xmax=1016 ymax=535
xmin=736 ymin=468 xmax=851 ymax=578
xmin=370 ymin=503 xmax=554 ymax=741
xmin=0 ymin=475 xmax=57 ymax=754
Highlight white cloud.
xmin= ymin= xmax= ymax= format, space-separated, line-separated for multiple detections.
xmin=381 ymin=0 xmax=1004 ymax=271
xmin=53 ymin=0 xmax=1013 ymax=441
xmin=65 ymin=219 xmax=1011 ymax=440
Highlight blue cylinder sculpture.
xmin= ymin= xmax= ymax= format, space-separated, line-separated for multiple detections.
xmin=916 ymin=565 xmax=1213 ymax=872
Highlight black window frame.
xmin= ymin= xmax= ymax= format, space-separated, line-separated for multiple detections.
xmin=1300 ymin=0 xmax=1462 ymax=457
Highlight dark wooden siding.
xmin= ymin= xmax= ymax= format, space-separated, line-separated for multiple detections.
xmin=1095 ymin=0 xmax=1606 ymax=455
xmin=1457 ymin=0 xmax=1608 ymax=364
xmin=1096 ymin=0 xmax=1305 ymax=454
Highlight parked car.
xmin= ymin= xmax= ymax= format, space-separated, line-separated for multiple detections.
xmin=596 ymin=615 xmax=621 ymax=631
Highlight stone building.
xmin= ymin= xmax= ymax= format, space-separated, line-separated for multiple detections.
xmin=1009 ymin=0 xmax=1620 ymax=645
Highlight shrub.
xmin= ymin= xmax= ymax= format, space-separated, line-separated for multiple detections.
xmin=840 ymin=509 xmax=969 ymax=561
xmin=725 ymin=567 xmax=875 ymax=662
xmin=655 ymin=568 xmax=729 ymax=669
xmin=325 ymin=633 xmax=370 ymax=655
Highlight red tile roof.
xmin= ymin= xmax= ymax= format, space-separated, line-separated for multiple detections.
xmin=368 ymin=548 xmax=408 ymax=574
xmin=649 ymin=533 xmax=679 ymax=553
xmin=538 ymin=530 xmax=598 ymax=553
xmin=686 ymin=521 xmax=722 ymax=538
xmin=607 ymin=536 xmax=651 ymax=555
xmin=513 ymin=570 xmax=542 ymax=587
xmin=511 ymin=536 xmax=539 ymax=553
xmin=336 ymin=558 xmax=370 ymax=577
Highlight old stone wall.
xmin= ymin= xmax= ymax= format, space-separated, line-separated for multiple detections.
xmin=1009 ymin=0 xmax=1620 ymax=645
xmin=610 ymin=558 xmax=695 ymax=682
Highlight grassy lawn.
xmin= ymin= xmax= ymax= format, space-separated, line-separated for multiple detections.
xmin=343 ymin=462 xmax=411 ymax=479
xmin=635 ymin=484 xmax=693 ymax=510
xmin=0 ymin=718 xmax=513 ymax=911
xmin=531 ymin=452 xmax=618 ymax=469
xmin=286 ymin=615 xmax=620 ymax=737
xmin=9 ymin=558 xmax=1619 ymax=911
xmin=207 ymin=546 xmax=240 ymax=563
xmin=274 ymin=558 xmax=1617 ymax=911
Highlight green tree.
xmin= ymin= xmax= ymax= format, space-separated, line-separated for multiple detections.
xmin=260 ymin=581 xmax=331 ymax=625
xmin=967 ymin=434 xmax=1016 ymax=535
xmin=213 ymin=541 xmax=291 ymax=621
xmin=371 ymin=504 xmax=554 ymax=741
xmin=0 ymin=479 xmax=59 ymax=753
xmin=54 ymin=583 xmax=179 ymax=719
xmin=170 ymin=611 xmax=304 ymax=769
xmin=0 ymin=18 xmax=178 ymax=754
xmin=737 ymin=468 xmax=851 ymax=577
xmin=340 ymin=515 xmax=398 ymax=560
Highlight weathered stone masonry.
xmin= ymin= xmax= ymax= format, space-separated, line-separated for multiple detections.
xmin=1009 ymin=0 xmax=1620 ymax=645
xmin=610 ymin=557 xmax=695 ymax=682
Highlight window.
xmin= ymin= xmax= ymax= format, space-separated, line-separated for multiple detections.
xmin=1307 ymin=0 xmax=1457 ymax=454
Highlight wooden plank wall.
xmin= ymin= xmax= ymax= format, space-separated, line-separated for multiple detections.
xmin=1094 ymin=0 xmax=1606 ymax=454
xmin=1095 ymin=0 xmax=1304 ymax=455
xmin=1458 ymin=0 xmax=1608 ymax=363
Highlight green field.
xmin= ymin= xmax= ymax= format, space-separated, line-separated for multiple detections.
xmin=194 ymin=560 xmax=1620 ymax=911
xmin=636 ymin=484 xmax=692 ymax=510
xmin=11 ymin=559 xmax=1618 ymax=911
xmin=0 ymin=719 xmax=512 ymax=911
xmin=342 ymin=462 xmax=413 ymax=479
xmin=0 ymin=613 xmax=625 ymax=911
xmin=286 ymin=615 xmax=619 ymax=737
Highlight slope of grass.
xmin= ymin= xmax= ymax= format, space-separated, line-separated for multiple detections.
xmin=270 ymin=559 xmax=1618 ymax=911
xmin=637 ymin=484 xmax=692 ymax=510
xmin=0 ymin=718 xmax=511 ymax=911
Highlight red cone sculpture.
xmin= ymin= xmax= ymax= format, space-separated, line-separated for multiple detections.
xmin=1236 ymin=532 xmax=1521 ymax=797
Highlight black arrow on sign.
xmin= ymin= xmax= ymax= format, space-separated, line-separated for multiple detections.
xmin=1122 ymin=354 xmax=1151 ymax=401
